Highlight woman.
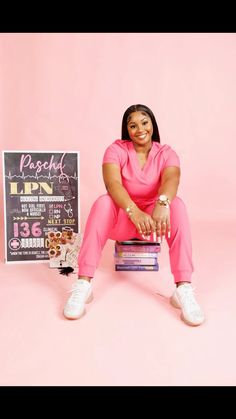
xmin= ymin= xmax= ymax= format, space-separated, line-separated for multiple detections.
xmin=64 ymin=104 xmax=205 ymax=326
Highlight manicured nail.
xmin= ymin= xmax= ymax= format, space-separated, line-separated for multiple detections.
xmin=157 ymin=236 xmax=161 ymax=243
xmin=153 ymin=232 xmax=157 ymax=242
xmin=168 ymin=231 xmax=171 ymax=238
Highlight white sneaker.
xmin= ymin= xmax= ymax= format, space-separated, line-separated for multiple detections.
xmin=63 ymin=279 xmax=93 ymax=320
xmin=170 ymin=283 xmax=205 ymax=326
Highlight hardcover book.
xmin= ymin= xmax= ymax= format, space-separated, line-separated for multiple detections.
xmin=115 ymin=264 xmax=159 ymax=271
xmin=114 ymin=256 xmax=158 ymax=265
xmin=115 ymin=251 xmax=159 ymax=258
xmin=116 ymin=239 xmax=160 ymax=245
xmin=115 ymin=240 xmax=161 ymax=253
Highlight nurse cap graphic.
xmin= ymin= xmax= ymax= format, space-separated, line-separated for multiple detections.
xmin=57 ymin=175 xmax=75 ymax=201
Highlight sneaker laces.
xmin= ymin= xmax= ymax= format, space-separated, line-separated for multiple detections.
xmin=178 ymin=285 xmax=201 ymax=314
xmin=67 ymin=282 xmax=89 ymax=305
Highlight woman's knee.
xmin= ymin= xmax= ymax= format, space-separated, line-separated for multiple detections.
xmin=170 ymin=196 xmax=189 ymax=222
xmin=91 ymin=194 xmax=117 ymax=214
xmin=171 ymin=196 xmax=186 ymax=211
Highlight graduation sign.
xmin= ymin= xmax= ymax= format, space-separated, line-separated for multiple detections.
xmin=2 ymin=151 xmax=80 ymax=263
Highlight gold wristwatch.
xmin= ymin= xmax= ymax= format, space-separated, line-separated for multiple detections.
xmin=157 ymin=194 xmax=171 ymax=208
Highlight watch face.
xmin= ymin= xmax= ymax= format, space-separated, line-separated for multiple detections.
xmin=159 ymin=195 xmax=167 ymax=201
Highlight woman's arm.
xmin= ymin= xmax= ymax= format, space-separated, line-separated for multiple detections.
xmin=102 ymin=163 xmax=134 ymax=211
xmin=152 ymin=166 xmax=181 ymax=241
xmin=102 ymin=163 xmax=156 ymax=237
xmin=157 ymin=166 xmax=180 ymax=202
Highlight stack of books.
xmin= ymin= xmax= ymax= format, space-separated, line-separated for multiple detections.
xmin=114 ymin=239 xmax=160 ymax=271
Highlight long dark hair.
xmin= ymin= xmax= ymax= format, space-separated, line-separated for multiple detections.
xmin=121 ymin=104 xmax=160 ymax=143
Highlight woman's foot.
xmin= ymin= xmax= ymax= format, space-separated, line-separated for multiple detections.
xmin=170 ymin=283 xmax=205 ymax=326
xmin=63 ymin=279 xmax=93 ymax=320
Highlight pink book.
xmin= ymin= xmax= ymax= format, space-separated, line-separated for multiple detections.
xmin=114 ymin=257 xmax=158 ymax=265
xmin=115 ymin=244 xmax=160 ymax=253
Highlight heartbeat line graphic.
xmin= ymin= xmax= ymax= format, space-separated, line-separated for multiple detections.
xmin=5 ymin=172 xmax=78 ymax=181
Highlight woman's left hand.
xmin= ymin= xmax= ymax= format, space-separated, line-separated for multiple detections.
xmin=152 ymin=204 xmax=171 ymax=242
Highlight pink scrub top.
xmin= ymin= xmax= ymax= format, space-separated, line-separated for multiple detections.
xmin=102 ymin=139 xmax=180 ymax=206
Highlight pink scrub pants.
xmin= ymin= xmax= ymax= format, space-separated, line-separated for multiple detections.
xmin=78 ymin=194 xmax=194 ymax=283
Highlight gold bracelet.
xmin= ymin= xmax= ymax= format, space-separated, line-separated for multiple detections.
xmin=126 ymin=202 xmax=135 ymax=218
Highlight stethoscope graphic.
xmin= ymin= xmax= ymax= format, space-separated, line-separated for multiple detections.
xmin=64 ymin=203 xmax=73 ymax=218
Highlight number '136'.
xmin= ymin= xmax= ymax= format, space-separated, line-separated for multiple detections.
xmin=13 ymin=222 xmax=42 ymax=238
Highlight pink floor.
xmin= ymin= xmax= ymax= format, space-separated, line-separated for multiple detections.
xmin=0 ymin=218 xmax=236 ymax=386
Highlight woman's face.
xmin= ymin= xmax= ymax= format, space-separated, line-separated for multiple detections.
xmin=127 ymin=111 xmax=153 ymax=147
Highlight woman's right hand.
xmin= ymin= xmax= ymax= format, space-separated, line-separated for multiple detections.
xmin=129 ymin=207 xmax=156 ymax=238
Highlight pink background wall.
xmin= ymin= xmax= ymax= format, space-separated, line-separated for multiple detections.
xmin=1 ymin=33 xmax=236 ymax=241
xmin=0 ymin=33 xmax=236 ymax=253
xmin=1 ymin=33 xmax=236 ymax=386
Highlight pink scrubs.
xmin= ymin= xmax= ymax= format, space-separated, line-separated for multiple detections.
xmin=78 ymin=140 xmax=194 ymax=283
